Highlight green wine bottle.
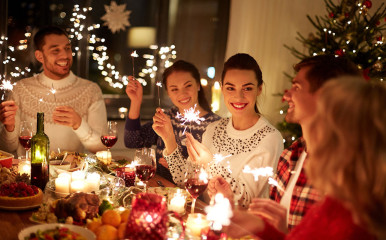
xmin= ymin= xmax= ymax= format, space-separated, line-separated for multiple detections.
xmin=30 ymin=112 xmax=50 ymax=190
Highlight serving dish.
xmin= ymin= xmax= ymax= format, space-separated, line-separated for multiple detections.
xmin=18 ymin=223 xmax=96 ymax=240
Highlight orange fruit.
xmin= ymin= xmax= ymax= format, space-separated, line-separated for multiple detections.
xmin=120 ymin=209 xmax=131 ymax=223
xmin=87 ymin=221 xmax=102 ymax=234
xmin=102 ymin=209 xmax=121 ymax=227
xmin=118 ymin=222 xmax=127 ymax=239
xmin=97 ymin=225 xmax=118 ymax=240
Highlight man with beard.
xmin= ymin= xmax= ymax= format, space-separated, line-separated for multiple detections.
xmin=0 ymin=26 xmax=107 ymax=156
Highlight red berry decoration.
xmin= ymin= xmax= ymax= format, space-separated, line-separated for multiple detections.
xmin=363 ymin=0 xmax=372 ymax=9
xmin=329 ymin=12 xmax=334 ymax=18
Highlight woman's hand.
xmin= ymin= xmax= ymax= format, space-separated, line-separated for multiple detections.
xmin=222 ymin=210 xmax=265 ymax=239
xmin=125 ymin=76 xmax=143 ymax=103
xmin=248 ymin=198 xmax=288 ymax=233
xmin=152 ymin=108 xmax=177 ymax=154
xmin=208 ymin=176 xmax=234 ymax=202
xmin=186 ymin=132 xmax=212 ymax=165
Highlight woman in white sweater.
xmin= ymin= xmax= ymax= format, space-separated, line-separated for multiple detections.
xmin=163 ymin=53 xmax=283 ymax=207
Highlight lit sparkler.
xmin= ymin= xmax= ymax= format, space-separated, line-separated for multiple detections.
xmin=156 ymin=81 xmax=162 ymax=107
xmin=0 ymin=79 xmax=16 ymax=101
xmin=243 ymin=166 xmax=273 ymax=181
xmin=268 ymin=177 xmax=284 ymax=192
xmin=205 ymin=193 xmax=233 ymax=231
xmin=130 ymin=51 xmax=139 ymax=78
xmin=176 ymin=104 xmax=205 ymax=134
xmin=213 ymin=153 xmax=232 ymax=173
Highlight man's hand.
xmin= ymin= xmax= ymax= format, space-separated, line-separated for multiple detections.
xmin=248 ymin=198 xmax=288 ymax=233
xmin=0 ymin=100 xmax=18 ymax=132
xmin=208 ymin=176 xmax=234 ymax=201
xmin=53 ymin=106 xmax=82 ymax=130
xmin=186 ymin=132 xmax=212 ymax=165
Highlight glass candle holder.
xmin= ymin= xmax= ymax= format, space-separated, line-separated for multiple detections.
xmin=115 ymin=167 xmax=136 ymax=187
xmin=125 ymin=192 xmax=169 ymax=240
xmin=167 ymin=188 xmax=187 ymax=215
xmin=186 ymin=213 xmax=210 ymax=237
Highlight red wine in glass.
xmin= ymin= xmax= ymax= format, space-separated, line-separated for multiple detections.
xmin=19 ymin=136 xmax=32 ymax=150
xmin=185 ymin=178 xmax=208 ymax=199
xmin=135 ymin=164 xmax=156 ymax=182
xmin=100 ymin=136 xmax=118 ymax=149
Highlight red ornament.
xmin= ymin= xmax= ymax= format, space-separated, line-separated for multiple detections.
xmin=362 ymin=68 xmax=371 ymax=81
xmin=345 ymin=12 xmax=349 ymax=18
xmin=329 ymin=12 xmax=334 ymax=18
xmin=363 ymin=0 xmax=372 ymax=9
xmin=334 ymin=49 xmax=344 ymax=57
xmin=376 ymin=36 xmax=382 ymax=41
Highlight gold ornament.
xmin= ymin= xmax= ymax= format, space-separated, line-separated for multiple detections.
xmin=373 ymin=60 xmax=383 ymax=72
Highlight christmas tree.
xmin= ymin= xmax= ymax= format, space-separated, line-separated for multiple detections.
xmin=279 ymin=0 xmax=385 ymax=147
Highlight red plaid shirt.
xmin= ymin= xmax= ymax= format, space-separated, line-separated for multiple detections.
xmin=270 ymin=137 xmax=321 ymax=230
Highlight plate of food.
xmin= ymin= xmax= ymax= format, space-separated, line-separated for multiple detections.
xmin=18 ymin=223 xmax=96 ymax=240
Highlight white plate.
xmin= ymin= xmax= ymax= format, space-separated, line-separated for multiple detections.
xmin=18 ymin=223 xmax=96 ymax=240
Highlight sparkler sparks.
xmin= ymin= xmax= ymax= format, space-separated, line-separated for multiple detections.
xmin=205 ymin=193 xmax=233 ymax=231
xmin=156 ymin=81 xmax=162 ymax=107
xmin=131 ymin=51 xmax=138 ymax=78
xmin=0 ymin=79 xmax=16 ymax=101
xmin=213 ymin=153 xmax=232 ymax=164
xmin=268 ymin=177 xmax=284 ymax=191
xmin=176 ymin=104 xmax=205 ymax=134
xmin=243 ymin=166 xmax=273 ymax=181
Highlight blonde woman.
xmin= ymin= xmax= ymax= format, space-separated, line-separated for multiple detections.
xmin=225 ymin=77 xmax=386 ymax=240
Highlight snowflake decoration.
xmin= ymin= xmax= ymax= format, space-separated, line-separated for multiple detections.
xmin=101 ymin=1 xmax=131 ymax=34
xmin=176 ymin=104 xmax=205 ymax=134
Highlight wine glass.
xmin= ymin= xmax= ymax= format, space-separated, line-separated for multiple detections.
xmin=19 ymin=121 xmax=34 ymax=160
xmin=184 ymin=162 xmax=209 ymax=213
xmin=101 ymin=121 xmax=118 ymax=152
xmin=134 ymin=148 xmax=156 ymax=192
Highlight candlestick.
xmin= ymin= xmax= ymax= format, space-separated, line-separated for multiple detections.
xmin=85 ymin=172 xmax=101 ymax=192
xmin=18 ymin=159 xmax=31 ymax=175
xmin=55 ymin=173 xmax=71 ymax=197
xmin=71 ymin=180 xmax=85 ymax=193
xmin=168 ymin=189 xmax=187 ymax=214
xmin=186 ymin=213 xmax=210 ymax=237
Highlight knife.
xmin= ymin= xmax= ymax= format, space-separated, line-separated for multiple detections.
xmin=156 ymin=180 xmax=165 ymax=187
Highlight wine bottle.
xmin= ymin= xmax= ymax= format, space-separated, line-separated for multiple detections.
xmin=30 ymin=112 xmax=50 ymax=190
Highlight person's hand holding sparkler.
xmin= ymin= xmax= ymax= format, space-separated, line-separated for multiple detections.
xmin=0 ymin=100 xmax=18 ymax=132
xmin=125 ymin=76 xmax=143 ymax=119
xmin=152 ymin=108 xmax=177 ymax=155
xmin=248 ymin=198 xmax=288 ymax=234
xmin=208 ymin=176 xmax=234 ymax=203
xmin=186 ymin=132 xmax=212 ymax=166
xmin=52 ymin=106 xmax=82 ymax=130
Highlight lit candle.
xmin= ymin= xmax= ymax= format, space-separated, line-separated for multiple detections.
xmin=71 ymin=180 xmax=85 ymax=193
xmin=168 ymin=189 xmax=186 ymax=214
xmin=85 ymin=172 xmax=100 ymax=192
xmin=55 ymin=173 xmax=71 ymax=197
xmin=96 ymin=151 xmax=112 ymax=165
xmin=186 ymin=213 xmax=210 ymax=237
xmin=72 ymin=170 xmax=85 ymax=181
xmin=18 ymin=160 xmax=31 ymax=175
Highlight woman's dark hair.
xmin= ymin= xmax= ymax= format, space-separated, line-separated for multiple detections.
xmin=221 ymin=53 xmax=263 ymax=113
xmin=34 ymin=26 xmax=69 ymax=51
xmin=162 ymin=60 xmax=211 ymax=112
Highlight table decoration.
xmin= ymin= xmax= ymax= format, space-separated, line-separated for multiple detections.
xmin=125 ymin=192 xmax=169 ymax=239
xmin=167 ymin=188 xmax=187 ymax=215
xmin=18 ymin=159 xmax=31 ymax=175
xmin=185 ymin=213 xmax=210 ymax=237
xmin=115 ymin=166 xmax=136 ymax=187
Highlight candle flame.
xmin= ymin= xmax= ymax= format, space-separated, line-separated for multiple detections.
xmin=205 ymin=193 xmax=233 ymax=231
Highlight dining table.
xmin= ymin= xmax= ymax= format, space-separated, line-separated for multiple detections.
xmin=0 ymin=174 xmax=207 ymax=240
